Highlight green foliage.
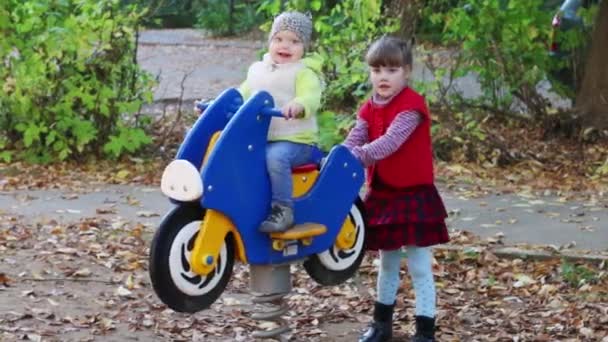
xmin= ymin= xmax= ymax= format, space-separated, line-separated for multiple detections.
xmin=441 ymin=0 xmax=558 ymax=117
xmin=0 ymin=136 xmax=12 ymax=163
xmin=312 ymin=0 xmax=399 ymax=146
xmin=317 ymin=111 xmax=355 ymax=152
xmin=0 ymin=0 xmax=154 ymax=162
xmin=120 ymin=0 xmax=206 ymax=28
xmin=560 ymin=260 xmax=599 ymax=287
xmin=594 ymin=156 xmax=608 ymax=177
xmin=428 ymin=106 xmax=496 ymax=163
xmin=103 ymin=124 xmax=152 ymax=158
xmin=314 ymin=0 xmax=398 ymax=108
xmin=417 ymin=0 xmax=465 ymax=43
xmin=256 ymin=0 xmax=324 ymax=18
xmin=463 ymin=247 xmax=481 ymax=259
xmin=196 ymin=0 xmax=262 ymax=36
xmin=415 ymin=0 xmax=564 ymax=44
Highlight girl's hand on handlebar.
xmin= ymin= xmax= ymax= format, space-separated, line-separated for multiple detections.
xmin=281 ymin=102 xmax=304 ymax=119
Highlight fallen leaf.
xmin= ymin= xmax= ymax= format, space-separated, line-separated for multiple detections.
xmin=126 ymin=195 xmax=141 ymax=206
xmin=136 ymin=211 xmax=159 ymax=217
xmin=513 ymin=274 xmax=536 ymax=288
xmin=56 ymin=247 xmax=78 ymax=255
xmin=115 ymin=286 xmax=134 ymax=298
xmin=24 ymin=334 xmax=42 ymax=342
xmin=115 ymin=170 xmax=130 ymax=180
xmin=0 ymin=273 xmax=11 ymax=285
xmin=50 ymin=226 xmax=64 ymax=235
xmin=125 ymin=274 xmax=135 ymax=290
xmin=222 ymin=297 xmax=242 ymax=306
xmin=73 ymin=268 xmax=92 ymax=277
xmin=96 ymin=206 xmax=117 ymax=214
xmin=579 ymin=327 xmax=593 ymax=338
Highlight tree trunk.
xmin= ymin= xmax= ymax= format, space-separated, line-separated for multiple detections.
xmin=576 ymin=0 xmax=608 ymax=129
xmin=382 ymin=0 xmax=421 ymax=42
xmin=228 ymin=0 xmax=235 ymax=35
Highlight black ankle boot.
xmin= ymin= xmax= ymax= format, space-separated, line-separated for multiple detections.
xmin=411 ymin=316 xmax=435 ymax=342
xmin=358 ymin=302 xmax=394 ymax=342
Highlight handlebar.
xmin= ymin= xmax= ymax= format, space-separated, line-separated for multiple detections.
xmin=260 ymin=107 xmax=284 ymax=118
xmin=197 ymin=101 xmax=283 ymax=118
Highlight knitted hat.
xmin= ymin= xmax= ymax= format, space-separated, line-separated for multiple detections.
xmin=269 ymin=11 xmax=313 ymax=48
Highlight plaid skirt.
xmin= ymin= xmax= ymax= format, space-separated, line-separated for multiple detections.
xmin=364 ymin=180 xmax=449 ymax=251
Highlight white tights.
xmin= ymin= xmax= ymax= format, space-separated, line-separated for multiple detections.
xmin=376 ymin=246 xmax=436 ymax=318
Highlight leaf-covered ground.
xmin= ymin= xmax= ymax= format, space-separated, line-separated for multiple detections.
xmin=1 ymin=117 xmax=607 ymax=341
xmin=1 ymin=211 xmax=606 ymax=341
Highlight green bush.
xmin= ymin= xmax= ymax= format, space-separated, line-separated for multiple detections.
xmin=417 ymin=0 xmax=465 ymax=44
xmin=441 ymin=0 xmax=560 ymax=117
xmin=0 ymin=0 xmax=154 ymax=162
xmin=120 ymin=0 xmax=205 ymax=28
xmin=196 ymin=0 xmax=262 ymax=36
xmin=315 ymin=0 xmax=399 ymax=109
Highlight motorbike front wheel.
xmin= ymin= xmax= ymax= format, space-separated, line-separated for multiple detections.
xmin=149 ymin=204 xmax=235 ymax=313
xmin=303 ymin=199 xmax=366 ymax=286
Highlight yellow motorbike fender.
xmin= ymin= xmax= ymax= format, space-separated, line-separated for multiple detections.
xmin=190 ymin=209 xmax=246 ymax=275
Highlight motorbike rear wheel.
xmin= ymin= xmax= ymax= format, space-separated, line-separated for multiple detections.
xmin=303 ymin=199 xmax=366 ymax=286
xmin=149 ymin=204 xmax=235 ymax=313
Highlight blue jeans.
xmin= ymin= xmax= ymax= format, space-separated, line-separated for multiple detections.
xmin=266 ymin=141 xmax=316 ymax=208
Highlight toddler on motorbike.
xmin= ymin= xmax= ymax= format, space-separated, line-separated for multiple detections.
xmin=195 ymin=11 xmax=324 ymax=233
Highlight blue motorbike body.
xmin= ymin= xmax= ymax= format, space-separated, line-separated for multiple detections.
xmin=174 ymin=89 xmax=365 ymax=265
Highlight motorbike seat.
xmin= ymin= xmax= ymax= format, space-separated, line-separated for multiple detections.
xmin=290 ymin=146 xmax=325 ymax=174
xmin=292 ymin=163 xmax=318 ymax=173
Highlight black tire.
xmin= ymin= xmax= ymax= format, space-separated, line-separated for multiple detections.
xmin=149 ymin=204 xmax=235 ymax=313
xmin=303 ymin=199 xmax=366 ymax=286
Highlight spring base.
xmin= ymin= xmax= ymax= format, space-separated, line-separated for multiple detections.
xmin=251 ymin=293 xmax=290 ymax=339
xmin=249 ymin=264 xmax=292 ymax=339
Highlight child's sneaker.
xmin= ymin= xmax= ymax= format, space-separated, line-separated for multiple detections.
xmin=259 ymin=203 xmax=294 ymax=233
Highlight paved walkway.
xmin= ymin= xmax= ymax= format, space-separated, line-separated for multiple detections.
xmin=1 ymin=184 xmax=606 ymax=253
xmin=137 ymin=29 xmax=571 ymax=109
xmin=137 ymin=29 xmax=262 ymax=105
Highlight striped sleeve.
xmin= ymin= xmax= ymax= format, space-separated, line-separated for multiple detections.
xmin=351 ymin=111 xmax=421 ymax=166
xmin=342 ymin=117 xmax=369 ymax=150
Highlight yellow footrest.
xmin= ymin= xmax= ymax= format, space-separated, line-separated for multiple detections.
xmin=270 ymin=223 xmax=327 ymax=240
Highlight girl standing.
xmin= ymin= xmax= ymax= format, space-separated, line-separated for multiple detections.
xmin=342 ymin=36 xmax=450 ymax=342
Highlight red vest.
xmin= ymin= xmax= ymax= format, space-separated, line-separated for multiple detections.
xmin=359 ymin=87 xmax=434 ymax=189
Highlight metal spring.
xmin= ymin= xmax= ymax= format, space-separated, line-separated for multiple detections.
xmin=251 ymin=293 xmax=290 ymax=339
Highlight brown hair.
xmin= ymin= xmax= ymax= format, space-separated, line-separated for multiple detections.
xmin=365 ymin=36 xmax=413 ymax=68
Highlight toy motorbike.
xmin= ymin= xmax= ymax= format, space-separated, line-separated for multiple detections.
xmin=148 ymin=88 xmax=366 ymax=337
